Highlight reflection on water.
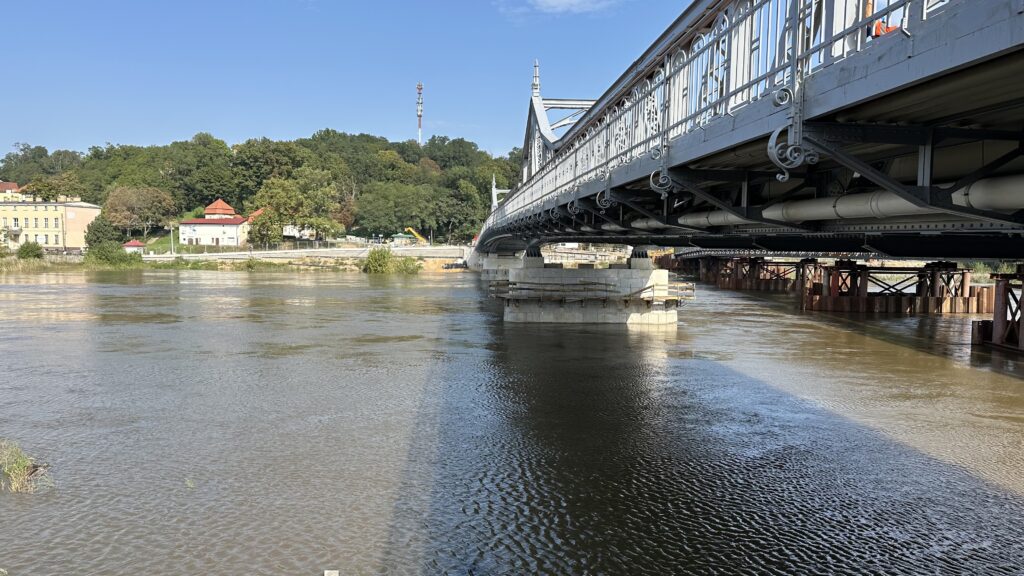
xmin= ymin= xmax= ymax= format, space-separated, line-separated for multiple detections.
xmin=1 ymin=271 xmax=1024 ymax=574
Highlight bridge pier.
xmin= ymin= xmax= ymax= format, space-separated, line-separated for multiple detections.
xmin=479 ymin=247 xmax=545 ymax=282
xmin=487 ymin=246 xmax=692 ymax=325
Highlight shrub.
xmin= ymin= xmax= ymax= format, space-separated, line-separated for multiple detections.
xmin=0 ymin=439 xmax=50 ymax=493
xmin=393 ymin=256 xmax=422 ymax=274
xmin=16 ymin=241 xmax=44 ymax=260
xmin=84 ymin=215 xmax=122 ymax=247
xmin=84 ymin=240 xmax=142 ymax=267
xmin=361 ymin=247 xmax=421 ymax=274
xmin=362 ymin=247 xmax=394 ymax=273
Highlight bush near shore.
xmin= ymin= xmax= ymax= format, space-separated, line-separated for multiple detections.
xmin=16 ymin=241 xmax=43 ymax=260
xmin=361 ymin=247 xmax=421 ymax=274
xmin=84 ymin=241 xmax=144 ymax=268
xmin=0 ymin=440 xmax=50 ymax=494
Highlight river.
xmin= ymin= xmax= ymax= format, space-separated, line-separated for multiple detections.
xmin=2 ymin=271 xmax=1023 ymax=574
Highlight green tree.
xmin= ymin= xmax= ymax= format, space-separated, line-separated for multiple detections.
xmin=422 ymin=136 xmax=488 ymax=170
xmin=17 ymin=241 xmax=44 ymax=259
xmin=165 ymin=133 xmax=234 ymax=209
xmin=231 ymin=138 xmax=311 ymax=201
xmin=103 ymin=186 xmax=176 ymax=238
xmin=248 ymin=212 xmax=283 ymax=246
xmin=0 ymin=144 xmax=52 ymax=184
xmin=355 ymin=181 xmax=437 ymax=237
xmin=433 ymin=180 xmax=485 ymax=243
xmin=248 ymin=167 xmax=344 ymax=241
xmin=20 ymin=171 xmax=87 ymax=201
xmin=76 ymin=144 xmax=175 ymax=204
xmin=84 ymin=240 xmax=142 ymax=267
xmin=84 ymin=215 xmax=123 ymax=247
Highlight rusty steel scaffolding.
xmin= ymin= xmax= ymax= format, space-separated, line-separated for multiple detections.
xmin=973 ymin=266 xmax=1024 ymax=352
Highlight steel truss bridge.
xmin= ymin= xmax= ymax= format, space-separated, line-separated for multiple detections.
xmin=477 ymin=0 xmax=1024 ymax=259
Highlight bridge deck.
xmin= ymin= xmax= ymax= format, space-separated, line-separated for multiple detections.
xmin=480 ymin=0 xmax=1024 ymax=259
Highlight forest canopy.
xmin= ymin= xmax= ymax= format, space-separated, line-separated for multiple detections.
xmin=0 ymin=131 xmax=522 ymax=243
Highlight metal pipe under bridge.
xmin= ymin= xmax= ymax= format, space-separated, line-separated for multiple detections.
xmin=477 ymin=0 xmax=1024 ymax=260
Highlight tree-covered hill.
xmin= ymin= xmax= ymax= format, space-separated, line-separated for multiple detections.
xmin=0 ymin=131 xmax=522 ymax=243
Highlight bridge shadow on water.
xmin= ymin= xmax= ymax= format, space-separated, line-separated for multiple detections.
xmin=378 ymin=289 xmax=1024 ymax=574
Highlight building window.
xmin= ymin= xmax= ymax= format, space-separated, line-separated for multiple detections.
xmin=2 ymin=217 xmax=6 ymax=227
xmin=13 ymin=218 xmax=18 ymax=228
xmin=44 ymin=234 xmax=49 ymax=245
xmin=55 ymin=234 xmax=59 ymax=245
xmin=55 ymin=217 xmax=60 ymax=228
xmin=34 ymin=218 xmax=39 ymax=228
xmin=44 ymin=218 xmax=49 ymax=228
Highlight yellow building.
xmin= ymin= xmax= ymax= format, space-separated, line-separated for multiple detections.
xmin=1 ymin=197 xmax=101 ymax=252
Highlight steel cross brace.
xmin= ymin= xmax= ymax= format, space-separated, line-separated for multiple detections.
xmin=575 ymin=199 xmax=633 ymax=231
xmin=803 ymin=136 xmax=1024 ymax=226
xmin=606 ymin=189 xmax=706 ymax=233
xmin=667 ymin=168 xmax=812 ymax=231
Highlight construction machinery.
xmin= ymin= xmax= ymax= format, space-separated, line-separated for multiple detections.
xmin=405 ymin=227 xmax=429 ymax=245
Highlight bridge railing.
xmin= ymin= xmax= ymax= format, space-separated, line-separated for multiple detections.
xmin=486 ymin=0 xmax=953 ymax=236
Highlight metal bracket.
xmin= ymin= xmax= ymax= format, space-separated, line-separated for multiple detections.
xmin=668 ymin=168 xmax=813 ymax=231
xmin=804 ymin=135 xmax=1024 ymax=226
xmin=608 ymin=189 xmax=706 ymax=233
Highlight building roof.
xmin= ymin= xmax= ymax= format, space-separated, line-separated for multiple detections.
xmin=123 ymin=240 xmax=145 ymax=247
xmin=247 ymin=207 xmax=265 ymax=223
xmin=204 ymin=198 xmax=236 ymax=216
xmin=0 ymin=181 xmax=19 ymax=191
xmin=181 ymin=217 xmax=248 ymax=226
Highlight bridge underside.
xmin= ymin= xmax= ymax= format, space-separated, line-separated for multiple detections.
xmin=480 ymin=0 xmax=1024 ymax=260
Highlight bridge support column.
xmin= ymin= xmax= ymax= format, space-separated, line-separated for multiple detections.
xmin=629 ymin=245 xmax=656 ymax=270
xmin=490 ymin=264 xmax=685 ymax=325
xmin=797 ymin=259 xmax=821 ymax=311
xmin=479 ymin=247 xmax=544 ymax=282
xmin=974 ymin=266 xmax=1024 ymax=353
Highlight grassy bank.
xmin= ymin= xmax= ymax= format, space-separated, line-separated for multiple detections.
xmin=0 ymin=440 xmax=50 ymax=494
xmin=1 ymin=254 xmax=455 ymax=275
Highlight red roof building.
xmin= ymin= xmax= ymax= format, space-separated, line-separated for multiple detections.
xmin=122 ymin=239 xmax=145 ymax=253
xmin=180 ymin=216 xmax=248 ymax=226
xmin=0 ymin=181 xmax=20 ymax=192
xmin=204 ymin=198 xmax=237 ymax=218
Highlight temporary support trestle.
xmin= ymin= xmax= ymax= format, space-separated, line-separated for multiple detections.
xmin=973 ymin=265 xmax=1024 ymax=353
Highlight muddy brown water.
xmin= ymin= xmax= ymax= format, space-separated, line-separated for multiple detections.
xmin=2 ymin=271 xmax=1024 ymax=574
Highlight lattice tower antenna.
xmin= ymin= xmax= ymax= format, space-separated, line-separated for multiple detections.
xmin=417 ymin=82 xmax=424 ymax=146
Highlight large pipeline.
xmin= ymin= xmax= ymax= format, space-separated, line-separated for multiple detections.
xmin=620 ymin=175 xmax=1024 ymax=229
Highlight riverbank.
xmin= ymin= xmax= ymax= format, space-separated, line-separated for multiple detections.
xmin=0 ymin=255 xmax=466 ymax=274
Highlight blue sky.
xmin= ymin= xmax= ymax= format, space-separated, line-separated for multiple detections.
xmin=3 ymin=0 xmax=688 ymax=157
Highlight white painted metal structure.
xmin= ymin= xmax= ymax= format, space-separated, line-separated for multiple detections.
xmin=479 ymin=0 xmax=1024 ymax=259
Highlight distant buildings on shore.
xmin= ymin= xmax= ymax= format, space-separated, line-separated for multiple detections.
xmin=179 ymin=199 xmax=251 ymax=247
xmin=0 ymin=181 xmax=100 ymax=252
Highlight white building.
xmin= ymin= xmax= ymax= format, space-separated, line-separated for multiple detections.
xmin=179 ymin=199 xmax=250 ymax=247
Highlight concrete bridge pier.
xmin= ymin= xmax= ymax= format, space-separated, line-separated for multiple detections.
xmin=478 ymin=246 xmax=545 ymax=282
xmin=486 ymin=245 xmax=685 ymax=325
